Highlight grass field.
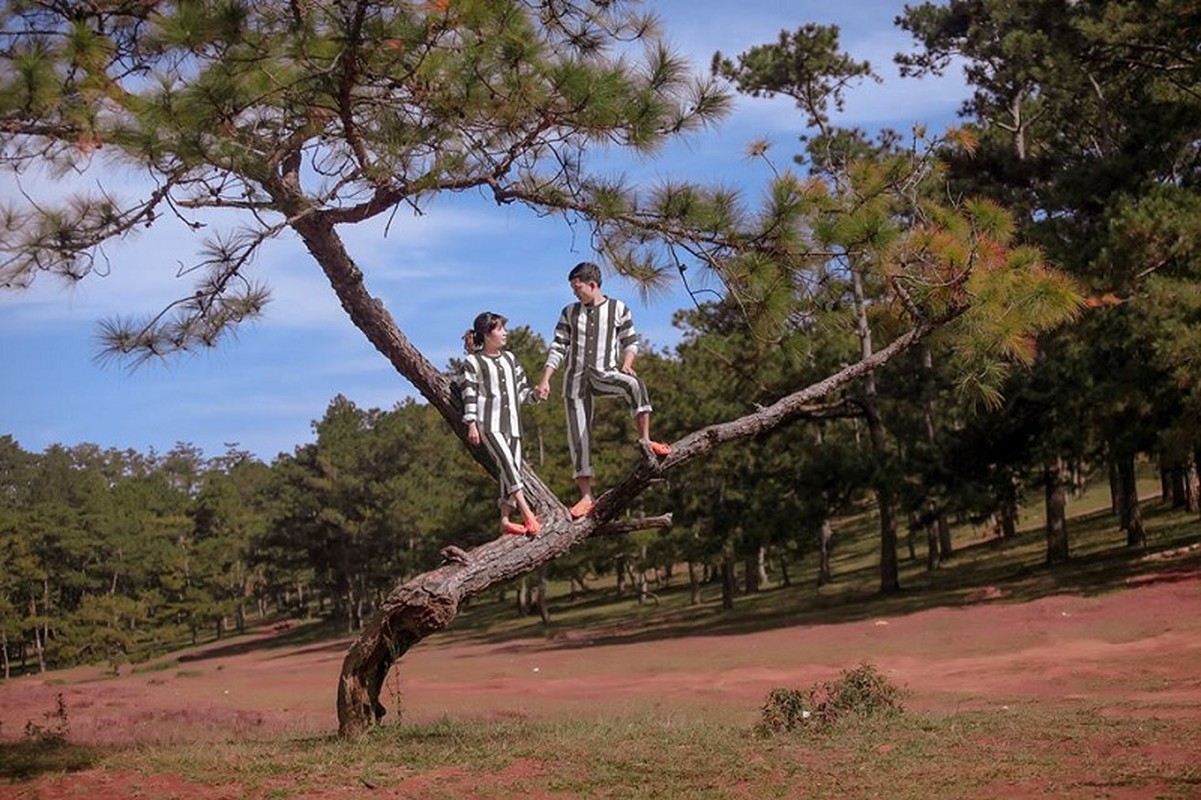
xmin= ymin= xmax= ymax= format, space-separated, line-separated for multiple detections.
xmin=2 ymin=480 xmax=1200 ymax=799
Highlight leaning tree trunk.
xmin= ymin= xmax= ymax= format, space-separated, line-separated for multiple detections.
xmin=287 ymin=213 xmax=947 ymax=737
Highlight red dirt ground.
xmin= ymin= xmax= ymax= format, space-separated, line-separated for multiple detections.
xmin=3 ymin=560 xmax=1201 ymax=798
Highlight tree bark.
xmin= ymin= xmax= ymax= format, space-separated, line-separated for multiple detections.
xmin=743 ymin=548 xmax=761 ymax=594
xmin=1044 ymin=454 xmax=1070 ymax=564
xmin=850 ymin=266 xmax=900 ymax=593
xmin=1187 ymin=452 xmax=1200 ymax=514
xmin=515 ymin=577 xmax=530 ymax=617
xmin=817 ymin=518 xmax=834 ymax=587
xmin=720 ymin=550 xmax=736 ymax=611
xmin=925 ymin=521 xmax=940 ymax=571
xmin=1167 ymin=463 xmax=1184 ymax=508
xmin=999 ymin=491 xmax=1019 ymax=540
xmin=615 ymin=554 xmax=628 ymax=597
xmin=920 ymin=345 xmax=953 ymax=561
xmin=536 ymin=566 xmax=550 ymax=625
xmin=1116 ymin=454 xmax=1146 ymax=548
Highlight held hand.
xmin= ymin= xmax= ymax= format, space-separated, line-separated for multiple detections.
xmin=466 ymin=423 xmax=480 ymax=446
xmin=535 ymin=381 xmax=550 ymax=401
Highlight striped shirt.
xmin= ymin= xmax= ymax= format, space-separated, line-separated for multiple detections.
xmin=545 ymin=297 xmax=640 ymax=398
xmin=460 ymin=351 xmax=533 ymax=439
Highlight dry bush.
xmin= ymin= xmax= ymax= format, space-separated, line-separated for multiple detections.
xmin=757 ymin=662 xmax=905 ymax=736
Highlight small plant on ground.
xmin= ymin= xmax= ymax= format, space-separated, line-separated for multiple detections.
xmin=757 ymin=662 xmax=905 ymax=736
xmin=23 ymin=693 xmax=70 ymax=745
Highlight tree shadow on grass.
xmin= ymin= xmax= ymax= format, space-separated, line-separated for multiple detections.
xmin=171 ymin=618 xmax=352 ymax=665
xmin=455 ymin=503 xmax=1201 ymax=653
xmin=0 ymin=739 xmax=99 ymax=782
xmin=139 ymin=505 xmax=1201 ymax=665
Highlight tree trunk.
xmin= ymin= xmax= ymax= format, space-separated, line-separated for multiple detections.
xmin=851 ymin=265 xmax=900 ymax=593
xmin=615 ymin=554 xmax=628 ymax=597
xmin=516 ymin=576 xmax=530 ymax=617
xmin=743 ymin=548 xmax=761 ymax=594
xmin=29 ymin=598 xmax=45 ymax=673
xmin=1044 ymin=454 xmax=1070 ymax=564
xmin=876 ymin=482 xmax=901 ymax=592
xmin=1168 ymin=464 xmax=1185 ymax=507
xmin=1108 ymin=457 xmax=1120 ymax=515
xmin=817 ymin=519 xmax=834 ymax=587
xmin=1186 ymin=453 xmax=1200 ymax=514
xmin=937 ymin=515 xmax=952 ymax=560
xmin=1116 ymin=454 xmax=1146 ymax=548
xmin=1000 ymin=493 xmax=1019 ymax=539
xmin=688 ymin=561 xmax=702 ymax=605
xmin=536 ymin=566 xmax=550 ymax=625
xmin=920 ymin=344 xmax=953 ymax=561
xmin=720 ymin=550 xmax=736 ymax=611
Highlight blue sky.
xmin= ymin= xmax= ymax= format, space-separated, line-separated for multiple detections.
xmin=0 ymin=0 xmax=969 ymax=463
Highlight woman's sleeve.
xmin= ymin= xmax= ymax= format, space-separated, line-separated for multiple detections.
xmin=459 ymin=359 xmax=479 ymax=423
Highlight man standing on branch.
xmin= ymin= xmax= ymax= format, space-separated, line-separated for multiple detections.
xmin=535 ymin=261 xmax=673 ymax=519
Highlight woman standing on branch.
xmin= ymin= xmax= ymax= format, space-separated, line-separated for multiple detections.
xmin=460 ymin=312 xmax=542 ymax=536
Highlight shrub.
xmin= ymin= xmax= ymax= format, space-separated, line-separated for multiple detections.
xmin=23 ymin=694 xmax=70 ymax=745
xmin=757 ymin=662 xmax=904 ymax=736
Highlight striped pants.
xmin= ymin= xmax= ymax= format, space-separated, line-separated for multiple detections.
xmin=480 ymin=429 xmax=524 ymax=504
xmin=564 ymin=369 xmax=652 ymax=478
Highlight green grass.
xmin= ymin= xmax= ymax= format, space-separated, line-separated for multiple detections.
xmin=19 ymin=703 xmax=1195 ymax=799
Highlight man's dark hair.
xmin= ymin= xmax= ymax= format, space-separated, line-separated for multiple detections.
xmin=568 ymin=261 xmax=603 ymax=286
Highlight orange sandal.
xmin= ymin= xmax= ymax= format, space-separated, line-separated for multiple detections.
xmin=501 ymin=520 xmax=527 ymax=535
xmin=568 ymin=498 xmax=594 ymax=519
xmin=643 ymin=439 xmax=672 ymax=457
xmin=524 ymin=517 xmax=542 ymax=536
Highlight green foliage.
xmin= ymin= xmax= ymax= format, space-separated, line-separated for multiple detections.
xmin=0 ymin=0 xmax=731 ymax=360
xmin=713 ymin=23 xmax=877 ymax=136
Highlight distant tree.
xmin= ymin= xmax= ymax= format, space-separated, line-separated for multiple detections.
xmin=191 ymin=453 xmax=273 ymax=636
xmin=1 ymin=2 xmax=1078 ymax=735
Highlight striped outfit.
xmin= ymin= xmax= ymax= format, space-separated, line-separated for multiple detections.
xmin=545 ymin=297 xmax=652 ymax=478
xmin=460 ymin=350 xmax=534 ymax=502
